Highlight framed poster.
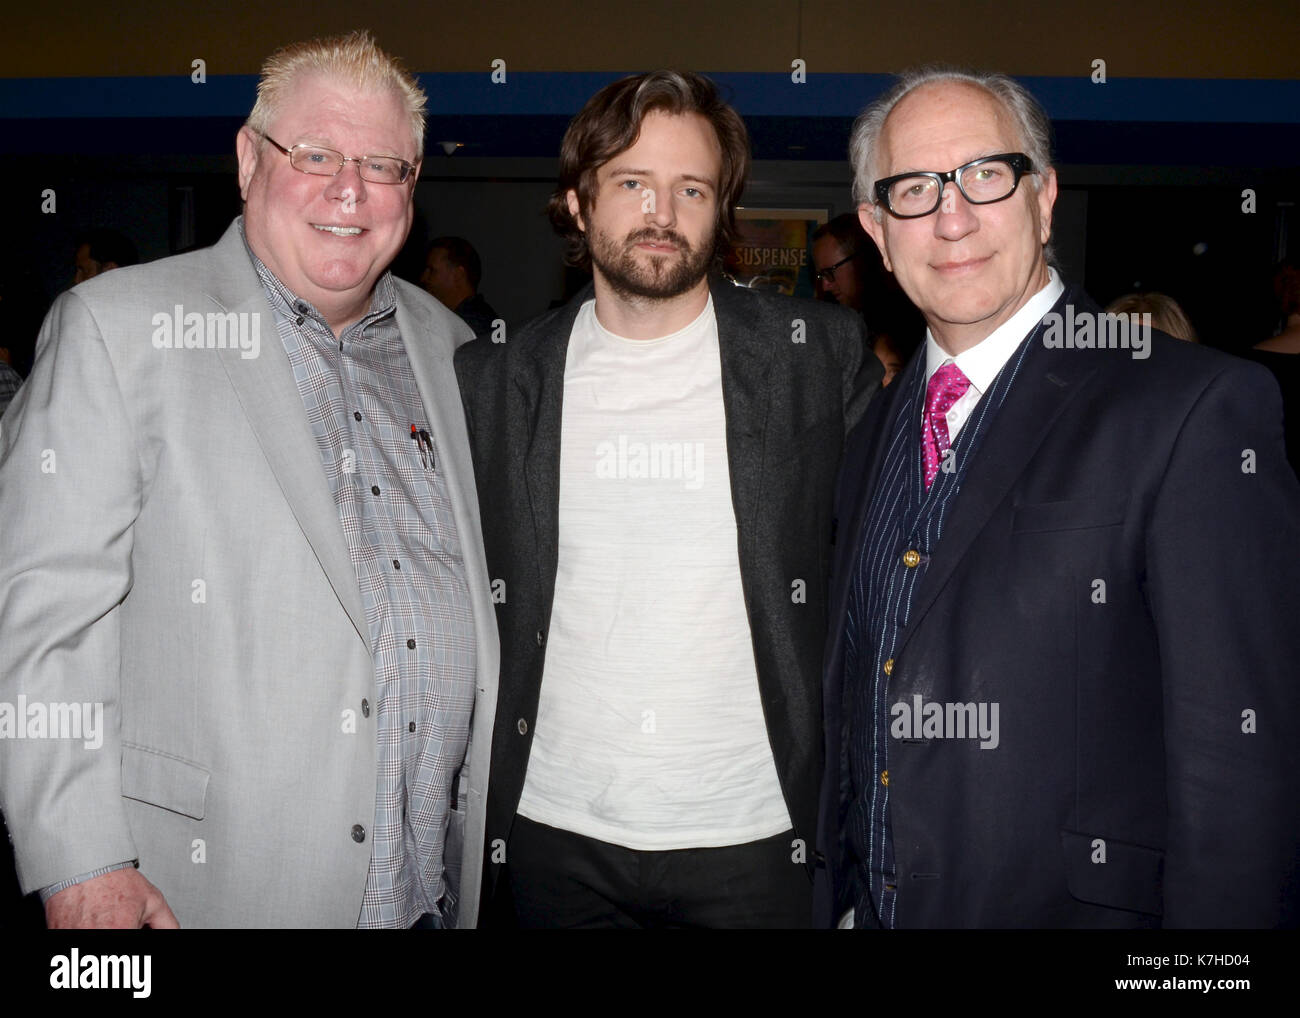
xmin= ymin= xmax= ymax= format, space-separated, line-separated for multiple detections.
xmin=724 ymin=206 xmax=831 ymax=298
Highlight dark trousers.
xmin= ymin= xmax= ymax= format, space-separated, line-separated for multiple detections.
xmin=506 ymin=814 xmax=812 ymax=929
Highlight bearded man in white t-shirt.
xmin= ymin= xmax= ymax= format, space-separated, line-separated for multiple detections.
xmin=456 ymin=70 xmax=881 ymax=928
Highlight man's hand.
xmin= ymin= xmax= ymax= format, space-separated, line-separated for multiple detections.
xmin=45 ymin=868 xmax=180 ymax=929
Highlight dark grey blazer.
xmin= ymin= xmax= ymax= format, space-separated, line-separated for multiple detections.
xmin=455 ymin=276 xmax=881 ymax=917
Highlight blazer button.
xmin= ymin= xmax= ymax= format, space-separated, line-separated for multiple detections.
xmin=883 ymin=658 xmax=895 ymax=676
xmin=361 ymin=698 xmax=370 ymax=718
xmin=517 ymin=718 xmax=529 ymax=735
xmin=535 ymin=630 xmax=545 ymax=647
xmin=351 ymin=824 xmax=366 ymax=843
xmin=902 ymin=549 xmax=920 ymax=568
xmin=880 ymin=769 xmax=889 ymax=787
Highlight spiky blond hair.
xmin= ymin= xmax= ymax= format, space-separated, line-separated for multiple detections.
xmin=246 ymin=30 xmax=426 ymax=159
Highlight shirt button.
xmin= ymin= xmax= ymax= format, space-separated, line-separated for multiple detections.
xmin=880 ymin=770 xmax=889 ymax=787
xmin=295 ymin=316 xmax=305 ymax=326
xmin=353 ymin=411 xmax=362 ymax=421
xmin=371 ymin=485 xmax=381 ymax=496
xmin=361 ymin=698 xmax=370 ymax=718
xmin=393 ymin=559 xmax=401 ymax=570
xmin=407 ymin=638 xmax=416 ymax=650
xmin=883 ymin=658 xmax=895 ymax=676
xmin=535 ymin=631 xmax=545 ymax=647
xmin=902 ymin=549 xmax=921 ymax=568
xmin=351 ymin=824 xmax=366 ymax=843
xmin=408 ymin=721 xmax=416 ymax=733
xmin=517 ymin=718 xmax=529 ymax=735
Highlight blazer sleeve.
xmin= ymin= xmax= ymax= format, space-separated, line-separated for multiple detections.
xmin=0 ymin=291 xmax=143 ymax=892
xmin=1144 ymin=360 xmax=1300 ymax=927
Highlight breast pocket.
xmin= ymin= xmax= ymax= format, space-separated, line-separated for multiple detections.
xmin=1012 ymin=495 xmax=1128 ymax=534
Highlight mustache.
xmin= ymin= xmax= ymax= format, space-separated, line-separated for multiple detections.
xmin=625 ymin=228 xmax=691 ymax=249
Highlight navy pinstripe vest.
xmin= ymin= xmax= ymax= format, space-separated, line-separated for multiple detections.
xmin=842 ymin=332 xmax=1036 ymax=928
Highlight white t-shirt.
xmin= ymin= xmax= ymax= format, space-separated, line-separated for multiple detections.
xmin=515 ymin=295 xmax=792 ymax=850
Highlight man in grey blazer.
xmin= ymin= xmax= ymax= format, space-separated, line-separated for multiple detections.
xmin=0 ymin=31 xmax=498 ymax=928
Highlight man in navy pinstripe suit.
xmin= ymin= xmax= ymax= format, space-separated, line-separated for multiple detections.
xmin=816 ymin=67 xmax=1300 ymax=928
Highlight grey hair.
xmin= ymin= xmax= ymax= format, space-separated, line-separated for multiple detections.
xmin=849 ymin=66 xmax=1055 ymax=222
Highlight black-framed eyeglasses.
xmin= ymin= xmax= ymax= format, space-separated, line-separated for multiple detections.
xmin=874 ymin=153 xmax=1035 ymax=219
xmin=815 ymin=251 xmax=857 ymax=283
xmin=258 ymin=132 xmax=417 ymax=184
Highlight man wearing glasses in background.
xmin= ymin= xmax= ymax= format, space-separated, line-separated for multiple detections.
xmin=0 ymin=31 xmax=498 ymax=928
xmin=817 ymin=67 xmax=1300 ymax=929
xmin=812 ymin=213 xmax=922 ymax=387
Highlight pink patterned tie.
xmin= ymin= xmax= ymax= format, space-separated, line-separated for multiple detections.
xmin=922 ymin=363 xmax=972 ymax=489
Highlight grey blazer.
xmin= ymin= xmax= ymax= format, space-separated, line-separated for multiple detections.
xmin=0 ymin=220 xmax=499 ymax=928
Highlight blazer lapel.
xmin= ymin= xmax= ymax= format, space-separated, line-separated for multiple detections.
xmin=204 ymin=222 xmax=371 ymax=652
xmin=893 ymin=292 xmax=1098 ymax=660
xmin=711 ymin=277 xmax=775 ymax=541
xmin=398 ymin=298 xmax=485 ymax=590
xmin=515 ymin=290 xmax=587 ymax=600
xmin=826 ymin=352 xmax=918 ymax=657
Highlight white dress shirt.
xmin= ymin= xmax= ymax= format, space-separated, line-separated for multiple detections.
xmin=922 ymin=268 xmax=1064 ymax=441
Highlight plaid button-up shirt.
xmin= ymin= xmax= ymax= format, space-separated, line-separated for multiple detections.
xmin=243 ymin=224 xmax=476 ymax=928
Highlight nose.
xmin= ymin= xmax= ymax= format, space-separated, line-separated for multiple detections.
xmin=643 ymin=187 xmax=676 ymax=228
xmin=325 ymin=160 xmax=368 ymax=206
xmin=933 ymin=180 xmax=978 ymax=240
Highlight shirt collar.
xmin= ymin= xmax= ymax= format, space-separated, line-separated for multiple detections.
xmin=236 ymin=215 xmax=397 ymax=328
xmin=924 ymin=266 xmax=1064 ymax=394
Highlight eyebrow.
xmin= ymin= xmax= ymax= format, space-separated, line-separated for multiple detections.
xmin=605 ymin=166 xmax=717 ymax=188
xmin=294 ymin=136 xmax=407 ymax=159
xmin=888 ymin=150 xmax=1008 ymax=176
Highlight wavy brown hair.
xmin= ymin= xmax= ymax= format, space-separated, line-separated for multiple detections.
xmin=548 ymin=71 xmax=751 ymax=271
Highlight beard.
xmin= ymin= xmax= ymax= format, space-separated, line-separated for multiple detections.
xmin=588 ymin=224 xmax=716 ymax=301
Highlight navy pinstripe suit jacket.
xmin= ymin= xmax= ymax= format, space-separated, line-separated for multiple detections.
xmin=816 ymin=286 xmax=1300 ymax=928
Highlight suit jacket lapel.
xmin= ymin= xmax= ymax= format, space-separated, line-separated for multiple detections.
xmin=826 ymin=351 xmax=918 ymax=662
xmin=711 ymin=277 xmax=774 ymax=542
xmin=893 ymin=290 xmax=1098 ymax=660
xmin=204 ymin=221 xmax=371 ymax=652
xmin=398 ymin=297 xmax=485 ymax=590
xmin=515 ymin=289 xmax=587 ymax=601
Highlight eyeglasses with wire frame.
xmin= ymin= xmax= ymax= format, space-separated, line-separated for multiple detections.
xmin=873 ymin=153 xmax=1035 ymax=219
xmin=257 ymin=132 xmax=418 ymax=184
